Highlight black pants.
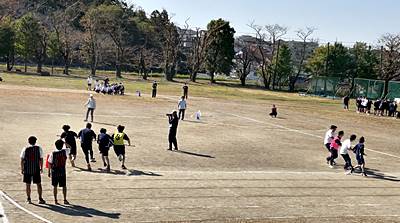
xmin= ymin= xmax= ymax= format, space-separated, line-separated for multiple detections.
xmin=178 ymin=109 xmax=185 ymax=120
xmin=81 ymin=144 xmax=93 ymax=164
xmin=152 ymin=89 xmax=157 ymax=98
xmin=85 ymin=108 xmax=94 ymax=121
xmin=183 ymin=91 xmax=188 ymax=99
xmin=341 ymin=154 xmax=353 ymax=171
xmin=327 ymin=149 xmax=338 ymax=165
xmin=168 ymin=130 xmax=178 ymax=150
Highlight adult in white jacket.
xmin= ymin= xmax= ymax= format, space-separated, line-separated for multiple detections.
xmin=178 ymin=96 xmax=187 ymax=120
xmin=84 ymin=94 xmax=96 ymax=122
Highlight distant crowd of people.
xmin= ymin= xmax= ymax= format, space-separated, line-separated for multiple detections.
xmin=343 ymin=95 xmax=400 ymax=118
xmin=87 ymin=76 xmax=125 ymax=95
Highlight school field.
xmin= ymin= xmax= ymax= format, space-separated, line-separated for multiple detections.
xmin=0 ymin=71 xmax=400 ymax=223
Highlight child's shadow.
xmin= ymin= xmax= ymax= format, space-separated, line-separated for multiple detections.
xmin=32 ymin=203 xmax=121 ymax=219
xmin=74 ymin=167 xmax=162 ymax=177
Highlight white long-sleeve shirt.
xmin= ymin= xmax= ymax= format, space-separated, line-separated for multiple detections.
xmin=85 ymin=98 xmax=96 ymax=109
xmin=178 ymin=99 xmax=187 ymax=110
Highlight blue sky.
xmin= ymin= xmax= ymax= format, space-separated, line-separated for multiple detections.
xmin=128 ymin=0 xmax=400 ymax=45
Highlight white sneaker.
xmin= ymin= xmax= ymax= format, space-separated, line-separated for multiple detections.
xmin=329 ymin=165 xmax=334 ymax=169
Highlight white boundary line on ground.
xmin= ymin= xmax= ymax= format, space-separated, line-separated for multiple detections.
xmin=3 ymin=111 xmax=150 ymax=119
xmin=0 ymin=191 xmax=53 ymax=223
xmin=226 ymin=112 xmax=400 ymax=159
xmin=0 ymin=195 xmax=9 ymax=223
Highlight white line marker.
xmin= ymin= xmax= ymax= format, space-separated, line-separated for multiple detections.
xmin=226 ymin=112 xmax=400 ymax=159
xmin=3 ymin=111 xmax=150 ymax=119
xmin=0 ymin=196 xmax=9 ymax=223
xmin=0 ymin=191 xmax=53 ymax=223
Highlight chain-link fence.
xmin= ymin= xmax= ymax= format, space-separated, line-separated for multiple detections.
xmin=308 ymin=77 xmax=400 ymax=99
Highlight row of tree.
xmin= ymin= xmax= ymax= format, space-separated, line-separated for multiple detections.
xmin=235 ymin=23 xmax=400 ymax=96
xmin=0 ymin=0 xmax=399 ymax=96
xmin=0 ymin=0 xmax=235 ymax=82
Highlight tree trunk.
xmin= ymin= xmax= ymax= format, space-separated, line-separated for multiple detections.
xmin=116 ymin=64 xmax=122 ymax=78
xmin=36 ymin=61 xmax=42 ymax=73
xmin=64 ymin=63 xmax=69 ymax=75
xmin=63 ymin=53 xmax=69 ymax=75
xmin=210 ymin=71 xmax=216 ymax=83
xmin=240 ymin=77 xmax=246 ymax=86
xmin=6 ymin=56 xmax=11 ymax=71
xmin=24 ymin=54 xmax=27 ymax=73
xmin=190 ymin=71 xmax=198 ymax=82
xmin=116 ymin=48 xmax=122 ymax=78
xmin=51 ymin=59 xmax=54 ymax=75
xmin=90 ymin=53 xmax=96 ymax=76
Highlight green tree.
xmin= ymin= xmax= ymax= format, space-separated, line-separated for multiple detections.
xmin=47 ymin=31 xmax=60 ymax=75
xmin=96 ymin=3 xmax=139 ymax=78
xmin=306 ymin=42 xmax=352 ymax=78
xmin=15 ymin=13 xmax=44 ymax=73
xmin=205 ymin=19 xmax=235 ymax=83
xmin=271 ymin=43 xmax=293 ymax=89
xmin=0 ymin=17 xmax=15 ymax=71
xmin=81 ymin=6 xmax=102 ymax=76
xmin=150 ymin=9 xmax=180 ymax=81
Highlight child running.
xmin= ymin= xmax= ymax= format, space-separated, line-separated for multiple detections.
xmin=323 ymin=125 xmax=337 ymax=164
xmin=112 ymin=125 xmax=131 ymax=170
xmin=97 ymin=128 xmax=113 ymax=172
xmin=327 ymin=130 xmax=344 ymax=168
xmin=354 ymin=137 xmax=367 ymax=177
xmin=47 ymin=139 xmax=70 ymax=205
xmin=60 ymin=125 xmax=78 ymax=167
xmin=340 ymin=134 xmax=357 ymax=174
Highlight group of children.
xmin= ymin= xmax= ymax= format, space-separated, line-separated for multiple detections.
xmin=324 ymin=125 xmax=367 ymax=176
xmin=87 ymin=76 xmax=125 ymax=95
xmin=346 ymin=96 xmax=400 ymax=118
xmin=20 ymin=123 xmax=132 ymax=205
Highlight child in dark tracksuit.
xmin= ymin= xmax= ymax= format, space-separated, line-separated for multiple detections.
xmin=354 ymin=137 xmax=367 ymax=177
xmin=97 ymin=128 xmax=113 ymax=172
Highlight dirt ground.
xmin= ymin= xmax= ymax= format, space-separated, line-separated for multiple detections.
xmin=0 ymin=83 xmax=400 ymax=223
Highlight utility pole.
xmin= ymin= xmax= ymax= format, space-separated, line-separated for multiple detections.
xmin=325 ymin=42 xmax=330 ymax=76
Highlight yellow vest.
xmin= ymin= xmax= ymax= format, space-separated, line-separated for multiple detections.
xmin=113 ymin=132 xmax=125 ymax=145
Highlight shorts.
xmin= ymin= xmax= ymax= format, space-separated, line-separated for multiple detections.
xmin=23 ymin=173 xmax=41 ymax=184
xmin=99 ymin=146 xmax=110 ymax=156
xmin=51 ymin=175 xmax=66 ymax=187
xmin=114 ymin=145 xmax=125 ymax=156
xmin=356 ymin=155 xmax=365 ymax=165
xmin=325 ymin=143 xmax=331 ymax=152
xmin=69 ymin=145 xmax=77 ymax=156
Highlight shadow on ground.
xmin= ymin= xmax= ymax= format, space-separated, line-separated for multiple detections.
xmin=32 ymin=203 xmax=121 ymax=219
xmin=74 ymin=167 xmax=162 ymax=177
xmin=363 ymin=168 xmax=400 ymax=182
xmin=91 ymin=121 xmax=118 ymax=127
xmin=173 ymin=149 xmax=215 ymax=159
